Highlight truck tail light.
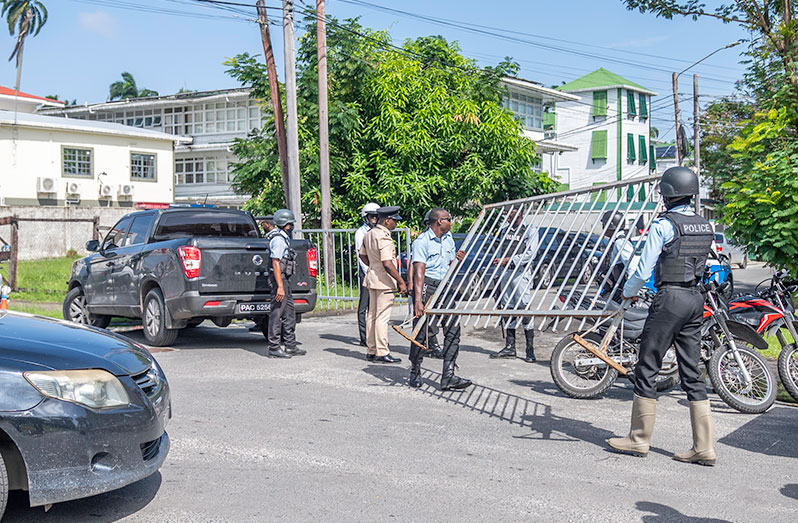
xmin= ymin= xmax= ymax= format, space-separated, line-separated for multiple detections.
xmin=177 ymin=245 xmax=201 ymax=279
xmin=307 ymin=247 xmax=318 ymax=278
xmin=716 ymin=245 xmax=722 ymax=253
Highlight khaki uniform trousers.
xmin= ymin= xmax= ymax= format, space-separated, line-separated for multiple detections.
xmin=366 ymin=288 xmax=394 ymax=357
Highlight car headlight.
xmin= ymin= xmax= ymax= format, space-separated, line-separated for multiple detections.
xmin=24 ymin=369 xmax=130 ymax=409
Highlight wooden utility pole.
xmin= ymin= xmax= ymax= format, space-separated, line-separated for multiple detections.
xmin=693 ymin=74 xmax=701 ymax=215
xmin=672 ymin=72 xmax=683 ymax=167
xmin=256 ymin=0 xmax=290 ymax=205
xmin=282 ymin=0 xmax=303 ymax=232
xmin=317 ymin=0 xmax=335 ymax=286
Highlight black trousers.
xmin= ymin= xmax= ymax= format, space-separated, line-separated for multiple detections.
xmin=634 ymin=286 xmax=706 ymax=401
xmin=357 ymin=269 xmax=369 ymax=344
xmin=268 ymin=275 xmax=297 ymax=352
xmin=410 ymin=278 xmax=461 ymax=368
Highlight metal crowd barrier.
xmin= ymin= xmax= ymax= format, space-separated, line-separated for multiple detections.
xmin=296 ymin=228 xmax=412 ymax=310
xmin=410 ymin=175 xmax=663 ymax=339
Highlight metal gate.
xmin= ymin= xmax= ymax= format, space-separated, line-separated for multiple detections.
xmin=409 ymin=175 xmax=663 ymax=339
xmin=297 ymin=228 xmax=412 ymax=310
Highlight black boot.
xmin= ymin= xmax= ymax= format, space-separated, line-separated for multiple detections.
xmin=440 ymin=335 xmax=471 ymax=391
xmin=429 ymin=339 xmax=444 ymax=359
xmin=523 ymin=329 xmax=536 ymax=362
xmin=285 ymin=346 xmax=307 ymax=356
xmin=267 ymin=347 xmax=292 ymax=358
xmin=409 ymin=362 xmax=422 ymax=388
xmin=490 ymin=328 xmax=516 ymax=359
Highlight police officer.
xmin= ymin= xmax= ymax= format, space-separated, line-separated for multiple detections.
xmin=409 ymin=208 xmax=470 ymax=390
xmin=406 ymin=210 xmax=443 ymax=359
xmin=597 ymin=210 xmax=634 ymax=300
xmin=266 ymin=209 xmax=306 ymax=359
xmin=252 ymin=214 xmax=279 ymax=333
xmin=358 ymin=206 xmax=406 ymax=363
xmin=354 ymin=203 xmax=380 ymax=346
xmin=608 ymin=167 xmax=716 ymax=466
xmin=489 ymin=208 xmax=538 ymax=362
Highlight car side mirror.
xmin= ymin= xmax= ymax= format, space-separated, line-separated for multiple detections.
xmin=85 ymin=240 xmax=100 ymax=252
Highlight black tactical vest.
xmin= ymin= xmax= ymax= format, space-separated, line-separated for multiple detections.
xmin=266 ymin=230 xmax=297 ymax=277
xmin=654 ymin=212 xmax=714 ymax=287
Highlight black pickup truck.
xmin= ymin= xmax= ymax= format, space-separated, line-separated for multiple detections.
xmin=63 ymin=207 xmax=317 ymax=346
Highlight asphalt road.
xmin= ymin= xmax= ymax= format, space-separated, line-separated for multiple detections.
xmin=5 ymin=281 xmax=797 ymax=522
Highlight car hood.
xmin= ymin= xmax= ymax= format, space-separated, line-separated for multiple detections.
xmin=0 ymin=312 xmax=152 ymax=376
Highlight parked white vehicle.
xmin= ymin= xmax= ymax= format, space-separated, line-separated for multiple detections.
xmin=714 ymin=232 xmax=748 ymax=269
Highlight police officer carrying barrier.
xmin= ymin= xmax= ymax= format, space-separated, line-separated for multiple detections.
xmin=266 ymin=209 xmax=306 ymax=359
xmin=355 ymin=203 xmax=381 ymax=347
xmin=489 ymin=208 xmax=538 ymax=362
xmin=406 ymin=210 xmax=443 ymax=359
xmin=409 ymin=208 xmax=471 ymax=390
xmin=608 ymin=167 xmax=716 ymax=466
xmin=358 ymin=206 xmax=406 ymax=363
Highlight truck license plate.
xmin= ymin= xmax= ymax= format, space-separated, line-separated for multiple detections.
xmin=238 ymin=302 xmax=271 ymax=313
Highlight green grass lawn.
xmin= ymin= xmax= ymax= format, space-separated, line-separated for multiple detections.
xmin=8 ymin=304 xmax=63 ymax=319
xmin=0 ymin=256 xmax=77 ymax=302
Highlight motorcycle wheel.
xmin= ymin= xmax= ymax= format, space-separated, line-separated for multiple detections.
xmin=777 ymin=344 xmax=798 ymax=402
xmin=708 ymin=342 xmax=777 ymax=414
xmin=550 ymin=332 xmax=619 ymax=399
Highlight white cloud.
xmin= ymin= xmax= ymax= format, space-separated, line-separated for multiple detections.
xmin=78 ymin=11 xmax=117 ymax=38
xmin=604 ymin=36 xmax=669 ymax=49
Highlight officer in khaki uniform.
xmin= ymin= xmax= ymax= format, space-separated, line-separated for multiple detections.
xmin=358 ymin=206 xmax=406 ymax=363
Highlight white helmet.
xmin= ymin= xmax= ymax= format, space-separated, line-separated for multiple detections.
xmin=361 ymin=202 xmax=380 ymax=217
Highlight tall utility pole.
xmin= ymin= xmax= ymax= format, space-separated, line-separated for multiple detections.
xmin=282 ymin=0 xmax=303 ymax=232
xmin=256 ymin=0 xmax=290 ymax=205
xmin=672 ymin=72 xmax=684 ymax=167
xmin=693 ymin=74 xmax=701 ymax=215
xmin=317 ymin=0 xmax=335 ymax=286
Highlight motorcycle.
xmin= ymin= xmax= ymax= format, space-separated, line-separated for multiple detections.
xmin=550 ymin=273 xmax=777 ymax=413
xmin=728 ymin=269 xmax=798 ymax=402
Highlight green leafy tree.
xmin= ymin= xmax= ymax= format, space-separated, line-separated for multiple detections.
xmin=108 ymin=72 xmax=159 ymax=101
xmin=624 ymin=1 xmax=798 ymax=270
xmin=226 ymin=16 xmax=553 ymax=228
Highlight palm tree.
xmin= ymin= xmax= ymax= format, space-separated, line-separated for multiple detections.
xmin=2 ymin=0 xmax=48 ymax=92
xmin=109 ymin=72 xmax=159 ymax=101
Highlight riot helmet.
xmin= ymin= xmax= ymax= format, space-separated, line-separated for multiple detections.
xmin=273 ymin=209 xmax=296 ymax=227
xmin=600 ymin=210 xmax=623 ymax=234
xmin=659 ymin=167 xmax=699 ymax=198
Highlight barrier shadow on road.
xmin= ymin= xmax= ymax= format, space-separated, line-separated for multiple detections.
xmin=718 ymin=406 xmax=798 ymax=458
xmin=3 ymin=472 xmax=162 ymax=523
xmin=636 ymin=501 xmax=732 ymax=523
xmin=781 ymin=484 xmax=798 ymax=500
xmin=360 ymin=364 xmax=626 ymax=450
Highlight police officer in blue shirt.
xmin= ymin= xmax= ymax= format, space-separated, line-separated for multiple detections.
xmin=608 ymin=167 xmax=716 ymax=466
xmin=266 ymin=209 xmax=306 ymax=359
xmin=409 ymin=208 xmax=470 ymax=390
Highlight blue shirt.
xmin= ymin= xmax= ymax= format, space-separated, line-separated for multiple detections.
xmin=269 ymin=229 xmax=291 ymax=260
xmin=610 ymin=230 xmax=635 ymax=271
xmin=412 ymin=228 xmax=456 ymax=281
xmin=623 ymin=204 xmax=694 ymax=297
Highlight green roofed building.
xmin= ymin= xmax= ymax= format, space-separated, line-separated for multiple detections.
xmin=553 ymin=68 xmax=657 ymax=191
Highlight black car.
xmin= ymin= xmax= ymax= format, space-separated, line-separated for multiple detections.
xmin=0 ymin=311 xmax=170 ymax=517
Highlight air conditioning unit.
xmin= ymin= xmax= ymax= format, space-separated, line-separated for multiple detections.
xmin=65 ymin=181 xmax=82 ymax=196
xmin=99 ymin=183 xmax=114 ymax=198
xmin=37 ymin=177 xmax=57 ymax=194
xmin=118 ymin=184 xmax=134 ymax=198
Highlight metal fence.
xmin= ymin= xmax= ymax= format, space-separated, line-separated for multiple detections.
xmin=408 ymin=175 xmax=663 ymax=340
xmin=297 ymin=228 xmax=412 ymax=310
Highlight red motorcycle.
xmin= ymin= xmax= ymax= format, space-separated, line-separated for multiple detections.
xmin=728 ymin=270 xmax=798 ymax=402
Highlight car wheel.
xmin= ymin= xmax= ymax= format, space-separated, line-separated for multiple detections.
xmin=739 ymin=256 xmax=748 ymax=270
xmin=143 ymin=288 xmax=179 ymax=346
xmin=62 ymin=286 xmax=111 ymax=329
xmin=538 ymin=262 xmax=553 ymax=288
xmin=0 ymin=451 xmax=7 ymax=521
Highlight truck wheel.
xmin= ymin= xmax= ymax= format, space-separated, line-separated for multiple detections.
xmin=0 ymin=451 xmax=7 ymax=521
xmin=63 ymin=287 xmax=111 ymax=329
xmin=143 ymin=288 xmax=179 ymax=347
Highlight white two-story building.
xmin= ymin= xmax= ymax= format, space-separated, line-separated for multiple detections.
xmin=553 ymin=68 xmax=657 ymax=190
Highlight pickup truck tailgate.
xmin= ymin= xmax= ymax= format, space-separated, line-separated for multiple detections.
xmin=194 ymin=238 xmax=271 ymax=294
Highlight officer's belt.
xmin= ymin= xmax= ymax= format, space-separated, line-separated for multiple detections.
xmin=660 ymin=280 xmax=697 ymax=288
xmin=424 ymin=276 xmax=443 ymax=286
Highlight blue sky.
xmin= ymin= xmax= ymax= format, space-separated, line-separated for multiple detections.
xmin=1 ymin=0 xmax=749 ymax=138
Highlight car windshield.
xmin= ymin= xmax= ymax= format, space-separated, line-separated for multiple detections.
xmin=153 ymin=212 xmax=258 ymax=239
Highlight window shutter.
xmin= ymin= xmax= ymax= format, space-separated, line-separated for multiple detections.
xmin=639 ymin=94 xmax=648 ymax=118
xmin=639 ymin=135 xmax=648 ymax=163
xmin=592 ymin=91 xmax=608 ymax=117
xmin=649 ymin=144 xmax=657 ymax=171
xmin=591 ymin=130 xmax=608 ymax=160
xmin=627 ymin=133 xmax=636 ymax=161
xmin=543 ymin=111 xmax=555 ymax=130
xmin=627 ymin=92 xmax=636 ymax=116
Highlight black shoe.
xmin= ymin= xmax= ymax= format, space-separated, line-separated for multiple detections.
xmin=490 ymin=328 xmax=516 ymax=359
xmin=366 ymin=353 xmax=375 ymax=361
xmin=267 ymin=348 xmax=292 ymax=358
xmin=374 ymin=354 xmax=401 ymax=364
xmin=285 ymin=346 xmax=307 ymax=356
xmin=429 ymin=342 xmax=443 ymax=359
xmin=409 ymin=366 xmax=422 ymax=388
xmin=440 ymin=375 xmax=472 ymax=391
xmin=523 ymin=329 xmax=535 ymax=362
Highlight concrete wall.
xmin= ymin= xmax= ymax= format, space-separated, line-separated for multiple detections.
xmin=0 ymin=206 xmax=130 ymax=260
xmin=556 ymin=88 xmax=652 ymax=189
xmin=0 ymin=124 xmax=175 ymax=206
